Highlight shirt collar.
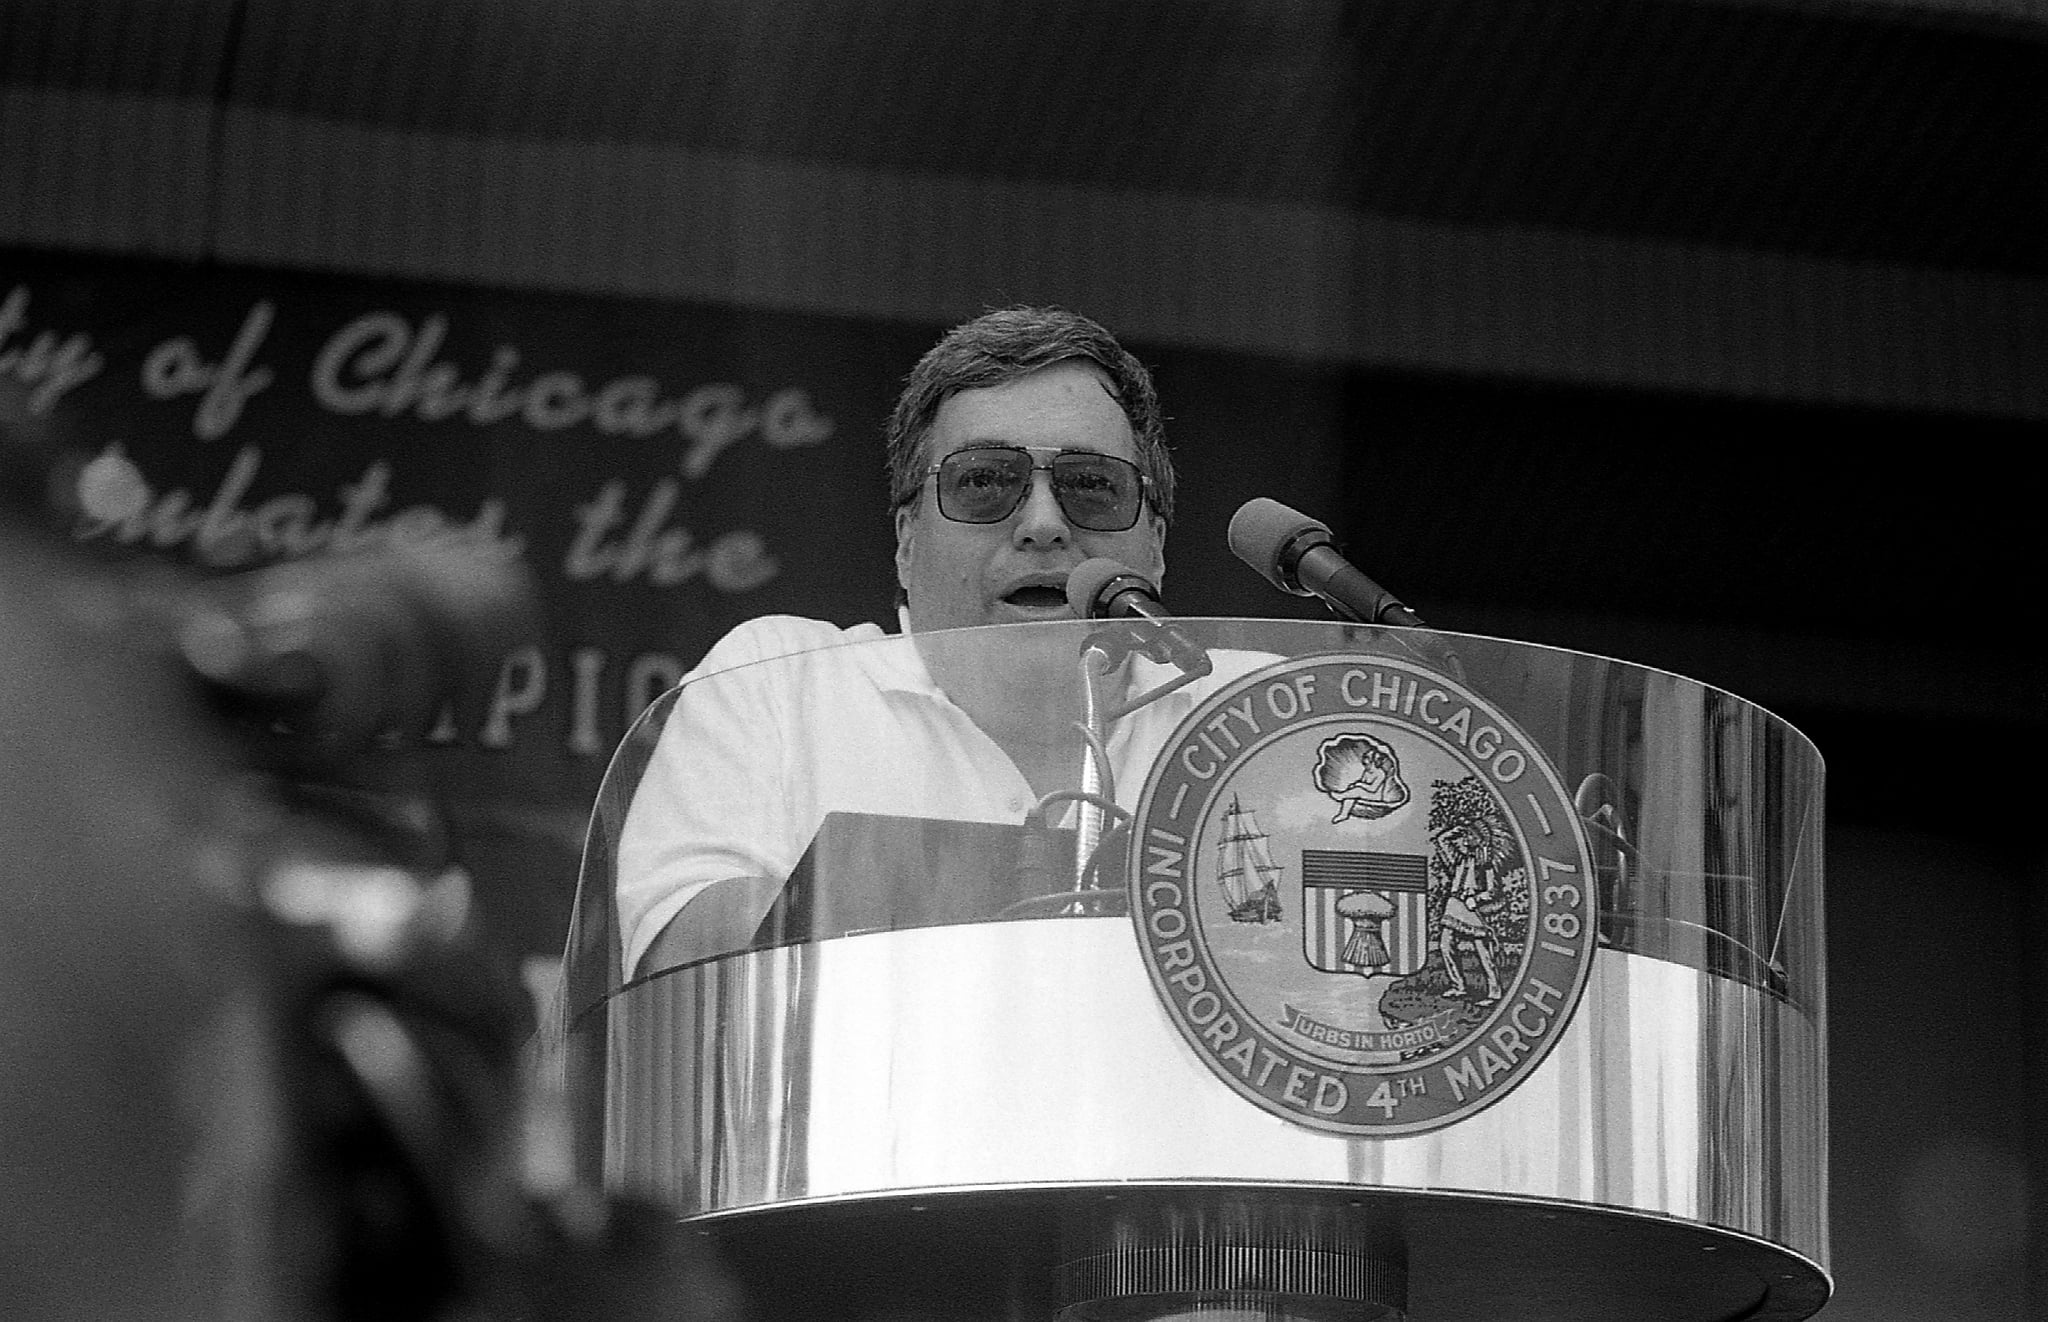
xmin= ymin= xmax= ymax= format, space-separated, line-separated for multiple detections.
xmin=848 ymin=605 xmax=946 ymax=697
xmin=868 ymin=607 xmax=1195 ymax=709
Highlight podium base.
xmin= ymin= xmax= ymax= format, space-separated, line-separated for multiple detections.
xmin=688 ymin=1183 xmax=1827 ymax=1322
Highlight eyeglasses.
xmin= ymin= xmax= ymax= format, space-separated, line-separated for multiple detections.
xmin=921 ymin=445 xmax=1151 ymax=532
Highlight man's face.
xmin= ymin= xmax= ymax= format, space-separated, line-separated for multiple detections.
xmin=895 ymin=360 xmax=1166 ymax=634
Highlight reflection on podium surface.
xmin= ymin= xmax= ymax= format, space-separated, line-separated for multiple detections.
xmin=660 ymin=801 xmax=1797 ymax=1011
xmin=752 ymin=811 xmax=1122 ymax=948
xmin=563 ymin=618 xmax=1829 ymax=1322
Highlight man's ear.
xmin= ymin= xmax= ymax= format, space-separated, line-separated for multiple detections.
xmin=1144 ymin=514 xmax=1168 ymax=585
xmin=893 ymin=503 xmax=917 ymax=598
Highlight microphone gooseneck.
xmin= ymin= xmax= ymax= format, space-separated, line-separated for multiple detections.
xmin=1226 ymin=498 xmax=1425 ymax=628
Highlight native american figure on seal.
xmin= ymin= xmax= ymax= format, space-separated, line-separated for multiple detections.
xmin=1430 ymin=814 xmax=1515 ymax=1003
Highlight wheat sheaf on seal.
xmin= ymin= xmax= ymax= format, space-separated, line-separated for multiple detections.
xmin=1129 ymin=653 xmax=1597 ymax=1138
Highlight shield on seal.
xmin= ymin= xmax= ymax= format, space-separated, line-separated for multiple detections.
xmin=1300 ymin=850 xmax=1430 ymax=977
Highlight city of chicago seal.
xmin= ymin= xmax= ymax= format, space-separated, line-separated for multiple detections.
xmin=1128 ymin=653 xmax=1597 ymax=1137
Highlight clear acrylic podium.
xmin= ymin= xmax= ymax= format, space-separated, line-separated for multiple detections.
xmin=561 ymin=619 xmax=1828 ymax=1321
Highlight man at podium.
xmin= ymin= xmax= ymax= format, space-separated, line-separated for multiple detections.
xmin=615 ymin=308 xmax=1254 ymax=977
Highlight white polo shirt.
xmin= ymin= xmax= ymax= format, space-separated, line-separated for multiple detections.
xmin=615 ymin=612 xmax=1268 ymax=974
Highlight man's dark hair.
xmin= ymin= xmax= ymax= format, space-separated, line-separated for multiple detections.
xmin=884 ymin=306 xmax=1175 ymax=525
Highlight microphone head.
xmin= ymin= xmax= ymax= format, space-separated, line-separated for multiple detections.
xmin=1227 ymin=497 xmax=1333 ymax=596
xmin=1066 ymin=557 xmax=1152 ymax=619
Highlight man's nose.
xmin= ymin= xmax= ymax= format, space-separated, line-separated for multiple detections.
xmin=1011 ymin=471 xmax=1072 ymax=545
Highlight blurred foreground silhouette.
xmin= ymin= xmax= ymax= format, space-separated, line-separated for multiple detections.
xmin=0 ymin=394 xmax=744 ymax=1321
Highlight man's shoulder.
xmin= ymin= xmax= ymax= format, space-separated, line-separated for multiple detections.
xmin=688 ymin=614 xmax=892 ymax=681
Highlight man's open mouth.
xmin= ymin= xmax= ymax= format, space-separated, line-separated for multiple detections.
xmin=1002 ymin=584 xmax=1068 ymax=610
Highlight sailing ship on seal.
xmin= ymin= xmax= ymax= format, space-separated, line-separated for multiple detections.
xmin=1216 ymin=795 xmax=1284 ymax=923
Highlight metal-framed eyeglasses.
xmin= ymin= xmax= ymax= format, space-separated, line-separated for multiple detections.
xmin=920 ymin=445 xmax=1151 ymax=532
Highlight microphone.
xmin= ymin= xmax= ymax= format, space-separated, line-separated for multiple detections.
xmin=1066 ymin=558 xmax=1212 ymax=676
xmin=1227 ymin=497 xmax=1425 ymax=628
